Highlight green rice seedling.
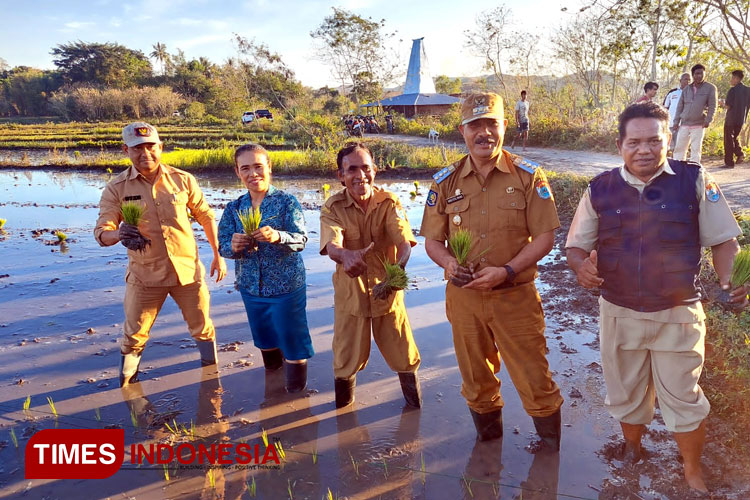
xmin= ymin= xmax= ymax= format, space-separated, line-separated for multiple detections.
xmin=247 ymin=477 xmax=257 ymax=497
xmin=413 ymin=180 xmax=420 ymax=194
xmin=163 ymin=463 xmax=170 ymax=482
xmin=0 ymin=218 xmax=6 ymax=229
xmin=448 ymin=229 xmax=473 ymax=266
xmin=372 ymin=258 xmax=409 ymax=300
xmin=22 ymin=395 xmax=30 ymax=411
xmin=130 ymin=408 xmax=138 ymax=429
xmin=326 ymin=488 xmax=334 ymax=500
xmin=105 ymin=167 xmax=112 ymax=174
xmin=421 ymin=453 xmax=426 ymax=486
xmin=10 ymin=428 xmax=18 ymax=448
xmin=312 ymin=447 xmax=318 ymax=464
xmin=274 ymin=439 xmax=286 ymax=461
xmin=208 ymin=469 xmax=215 ymax=489
xmin=409 ymin=191 xmax=417 ymax=199
xmin=55 ymin=231 xmax=68 ymax=242
xmin=94 ymin=407 xmax=101 ymax=422
xmin=462 ymin=474 xmax=474 ymax=497
xmin=287 ymin=479 xmax=294 ymax=499
xmin=382 ymin=457 xmax=388 ymax=479
xmin=261 ymin=428 xmax=268 ymax=447
xmin=322 ymin=183 xmax=330 ymax=200
xmin=237 ymin=207 xmax=262 ymax=234
xmin=730 ymin=247 xmax=750 ymax=287
xmin=190 ymin=420 xmax=196 ymax=440
xmin=46 ymin=397 xmax=57 ymax=418
xmin=349 ymin=451 xmax=360 ymax=479
xmin=121 ymin=201 xmax=146 ymax=226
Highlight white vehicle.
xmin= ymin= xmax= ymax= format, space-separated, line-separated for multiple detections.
xmin=241 ymin=111 xmax=256 ymax=124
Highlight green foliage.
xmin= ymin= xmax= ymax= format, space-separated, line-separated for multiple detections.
xmin=121 ymin=201 xmax=146 ymax=226
xmin=382 ymin=259 xmax=408 ymax=289
xmin=448 ymin=229 xmax=474 ymax=266
xmin=51 ymin=41 xmax=152 ymax=88
xmin=730 ymin=248 xmax=750 ymax=287
xmin=0 ymin=218 xmax=5 ymax=229
xmin=55 ymin=230 xmax=67 ymax=242
xmin=434 ymin=75 xmax=463 ymax=94
xmin=184 ymin=101 xmax=206 ymax=120
xmin=237 ymin=207 xmax=262 ymax=234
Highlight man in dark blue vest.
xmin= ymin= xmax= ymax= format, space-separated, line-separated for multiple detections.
xmin=565 ymin=101 xmax=748 ymax=494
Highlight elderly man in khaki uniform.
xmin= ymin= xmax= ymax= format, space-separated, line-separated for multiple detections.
xmin=320 ymin=142 xmax=422 ymax=409
xmin=566 ymin=101 xmax=748 ymax=493
xmin=94 ymin=122 xmax=226 ymax=387
xmin=420 ymin=92 xmax=563 ymax=446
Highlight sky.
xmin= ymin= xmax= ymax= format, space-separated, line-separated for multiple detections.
xmin=0 ymin=0 xmax=581 ymax=89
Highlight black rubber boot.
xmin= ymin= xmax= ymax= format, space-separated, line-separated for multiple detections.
xmin=532 ymin=409 xmax=562 ymax=451
xmin=261 ymin=348 xmax=283 ymax=371
xmin=196 ymin=340 xmax=218 ymax=366
xmin=470 ymin=408 xmax=503 ymax=441
xmin=284 ymin=361 xmax=308 ymax=393
xmin=334 ymin=376 xmax=356 ymax=408
xmin=119 ymin=352 xmax=142 ymax=387
xmin=398 ymin=372 xmax=422 ymax=408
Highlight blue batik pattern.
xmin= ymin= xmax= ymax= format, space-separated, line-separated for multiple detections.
xmin=218 ymin=186 xmax=307 ymax=296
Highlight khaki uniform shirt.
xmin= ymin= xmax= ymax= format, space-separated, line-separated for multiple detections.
xmin=94 ymin=163 xmax=215 ymax=287
xmin=565 ymin=162 xmax=741 ymax=322
xmin=420 ymin=150 xmax=560 ymax=284
xmin=320 ymin=186 xmax=417 ymax=318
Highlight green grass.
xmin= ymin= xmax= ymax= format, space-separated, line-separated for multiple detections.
xmin=731 ymin=247 xmax=750 ymax=287
xmin=121 ymin=202 xmax=146 ymax=226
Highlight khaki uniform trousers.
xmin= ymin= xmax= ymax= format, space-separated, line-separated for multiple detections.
xmin=121 ymin=280 xmax=215 ymax=355
xmin=446 ymin=281 xmax=563 ymax=415
xmin=599 ymin=309 xmax=710 ymax=433
xmin=332 ymin=293 xmax=421 ymax=379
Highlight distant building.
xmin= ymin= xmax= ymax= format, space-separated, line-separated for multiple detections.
xmin=363 ymin=38 xmax=460 ymax=118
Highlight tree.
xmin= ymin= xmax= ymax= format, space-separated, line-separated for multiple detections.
xmin=464 ymin=6 xmax=519 ymax=95
xmin=310 ymin=8 xmax=400 ymax=105
xmin=695 ymin=0 xmax=750 ymax=69
xmin=150 ymin=42 xmax=170 ymax=76
xmin=51 ymin=41 xmax=152 ymax=88
xmin=434 ymin=75 xmax=462 ymax=94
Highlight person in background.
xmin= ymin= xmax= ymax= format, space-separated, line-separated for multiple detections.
xmin=673 ymin=64 xmax=718 ymax=163
xmin=510 ymin=90 xmax=531 ymax=151
xmin=94 ymin=122 xmax=226 ymax=387
xmin=664 ymin=73 xmax=691 ymax=154
xmin=635 ymin=82 xmax=659 ymax=103
xmin=218 ymin=144 xmax=313 ymax=392
xmin=721 ymin=69 xmax=750 ymax=168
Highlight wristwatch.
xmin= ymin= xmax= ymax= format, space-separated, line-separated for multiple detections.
xmin=503 ymin=264 xmax=516 ymax=284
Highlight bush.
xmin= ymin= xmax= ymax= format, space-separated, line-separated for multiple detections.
xmin=184 ymin=102 xmax=206 ymax=120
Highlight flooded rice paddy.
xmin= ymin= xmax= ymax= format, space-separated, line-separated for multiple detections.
xmin=0 ymin=169 xmax=748 ymax=499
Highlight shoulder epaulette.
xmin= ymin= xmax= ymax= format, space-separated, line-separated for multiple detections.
xmin=513 ymin=156 xmax=540 ymax=175
xmin=432 ymin=164 xmax=456 ymax=184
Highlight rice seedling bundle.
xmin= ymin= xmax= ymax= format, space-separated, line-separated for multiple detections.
xmin=448 ymin=229 xmax=474 ymax=266
xmin=237 ymin=207 xmax=262 ymax=234
xmin=730 ymin=247 xmax=750 ymax=287
xmin=121 ymin=201 xmax=146 ymax=226
xmin=372 ymin=258 xmax=409 ymax=300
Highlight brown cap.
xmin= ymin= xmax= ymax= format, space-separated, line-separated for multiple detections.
xmin=460 ymin=92 xmax=505 ymax=125
xmin=122 ymin=122 xmax=161 ymax=147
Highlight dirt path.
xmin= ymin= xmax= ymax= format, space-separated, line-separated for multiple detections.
xmin=383 ymin=134 xmax=750 ymax=210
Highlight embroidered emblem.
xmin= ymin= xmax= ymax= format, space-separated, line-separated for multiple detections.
xmin=452 ymin=214 xmax=462 ymax=225
xmin=432 ymin=165 xmax=456 ymax=184
xmin=426 ymin=190 xmax=438 ymax=207
xmin=446 ymin=194 xmax=465 ymax=204
xmin=535 ymin=178 xmax=552 ymax=200
xmin=705 ymin=181 xmax=720 ymax=203
xmin=135 ymin=127 xmax=151 ymax=137
xmin=506 ymin=186 xmax=514 ymax=194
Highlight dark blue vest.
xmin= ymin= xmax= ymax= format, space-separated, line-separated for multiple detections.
xmin=589 ymin=159 xmax=702 ymax=312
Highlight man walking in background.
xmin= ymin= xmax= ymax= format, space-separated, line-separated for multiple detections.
xmin=664 ymin=73 xmax=691 ymax=154
xmin=673 ymin=64 xmax=718 ymax=163
xmin=510 ymin=90 xmax=530 ymax=151
xmin=722 ymin=69 xmax=750 ymax=168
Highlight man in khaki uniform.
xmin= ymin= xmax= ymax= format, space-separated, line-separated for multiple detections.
xmin=421 ymin=92 xmax=563 ymax=446
xmin=566 ymin=101 xmax=748 ymax=493
xmin=320 ymin=143 xmax=422 ymax=409
xmin=94 ymin=122 xmax=226 ymax=386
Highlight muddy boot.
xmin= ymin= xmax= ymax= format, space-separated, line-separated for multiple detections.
xmin=120 ymin=352 xmax=142 ymax=387
xmin=470 ymin=408 xmax=503 ymax=441
xmin=334 ymin=376 xmax=356 ymax=408
xmin=398 ymin=371 xmax=422 ymax=408
xmin=261 ymin=348 xmax=283 ymax=371
xmin=531 ymin=409 xmax=562 ymax=452
xmin=284 ymin=361 xmax=307 ymax=393
xmin=196 ymin=340 xmax=218 ymax=366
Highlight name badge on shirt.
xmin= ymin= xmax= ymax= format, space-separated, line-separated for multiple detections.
xmin=123 ymin=195 xmax=141 ymax=201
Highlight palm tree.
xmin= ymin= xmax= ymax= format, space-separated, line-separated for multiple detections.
xmin=150 ymin=42 xmax=169 ymax=76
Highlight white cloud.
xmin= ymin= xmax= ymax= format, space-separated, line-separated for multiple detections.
xmin=64 ymin=21 xmax=95 ymax=29
xmin=171 ymin=18 xmax=230 ymax=30
xmin=174 ymin=34 xmax=229 ymax=49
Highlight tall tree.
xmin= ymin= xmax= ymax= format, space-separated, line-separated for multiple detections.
xmin=150 ymin=42 xmax=170 ymax=76
xmin=51 ymin=41 xmax=152 ymax=88
xmin=695 ymin=0 xmax=750 ymax=69
xmin=434 ymin=75 xmax=463 ymax=94
xmin=310 ymin=8 xmax=400 ymax=105
xmin=464 ymin=6 xmax=518 ymax=95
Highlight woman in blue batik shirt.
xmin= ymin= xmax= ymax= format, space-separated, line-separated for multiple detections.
xmin=218 ymin=144 xmax=313 ymax=392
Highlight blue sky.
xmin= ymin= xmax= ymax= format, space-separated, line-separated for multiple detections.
xmin=1 ymin=0 xmax=577 ymax=88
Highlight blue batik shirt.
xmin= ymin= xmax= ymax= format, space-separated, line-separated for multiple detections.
xmin=218 ymin=186 xmax=307 ymax=297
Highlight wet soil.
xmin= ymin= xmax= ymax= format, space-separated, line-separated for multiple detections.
xmin=0 ymin=166 xmax=749 ymax=499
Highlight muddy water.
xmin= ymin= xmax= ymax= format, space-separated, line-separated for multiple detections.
xmin=0 ymin=169 xmax=746 ymax=499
